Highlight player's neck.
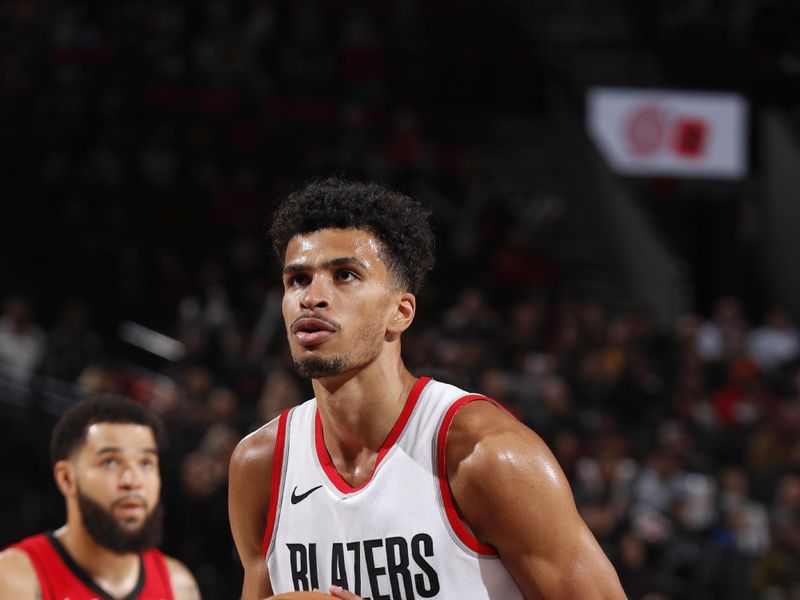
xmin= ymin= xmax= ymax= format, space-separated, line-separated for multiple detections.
xmin=54 ymin=523 xmax=140 ymax=585
xmin=313 ymin=358 xmax=417 ymax=457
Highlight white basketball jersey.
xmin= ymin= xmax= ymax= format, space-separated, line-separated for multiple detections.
xmin=264 ymin=377 xmax=525 ymax=599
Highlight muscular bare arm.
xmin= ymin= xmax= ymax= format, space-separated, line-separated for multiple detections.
xmin=446 ymin=402 xmax=627 ymax=600
xmin=229 ymin=420 xmax=278 ymax=600
xmin=0 ymin=548 xmax=41 ymax=599
xmin=165 ymin=556 xmax=202 ymax=600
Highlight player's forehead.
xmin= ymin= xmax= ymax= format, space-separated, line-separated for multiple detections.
xmin=82 ymin=422 xmax=157 ymax=454
xmin=284 ymin=227 xmax=386 ymax=268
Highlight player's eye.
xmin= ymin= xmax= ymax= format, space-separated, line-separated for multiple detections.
xmin=286 ymin=273 xmax=309 ymax=287
xmin=337 ymin=269 xmax=357 ymax=282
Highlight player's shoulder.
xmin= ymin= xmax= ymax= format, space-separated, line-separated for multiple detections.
xmin=163 ymin=556 xmax=200 ymax=600
xmin=447 ymin=396 xmax=539 ymax=442
xmin=445 ymin=397 xmax=552 ymax=475
xmin=229 ymin=413 xmax=287 ymax=513
xmin=445 ymin=398 xmax=573 ymax=531
xmin=0 ymin=547 xmax=40 ymax=597
xmin=0 ymin=546 xmax=37 ymax=575
xmin=230 ymin=414 xmax=283 ymax=472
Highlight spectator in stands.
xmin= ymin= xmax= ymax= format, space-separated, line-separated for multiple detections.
xmin=712 ymin=357 xmax=773 ymax=429
xmin=752 ymin=474 xmax=800 ymax=598
xmin=38 ymin=298 xmax=102 ymax=382
xmin=615 ymin=531 xmax=663 ymax=600
xmin=748 ymin=306 xmax=800 ymax=373
xmin=0 ymin=295 xmax=46 ymax=386
xmin=695 ymin=297 xmax=748 ymax=365
xmin=716 ymin=466 xmax=770 ymax=557
xmin=631 ymin=449 xmax=690 ymax=540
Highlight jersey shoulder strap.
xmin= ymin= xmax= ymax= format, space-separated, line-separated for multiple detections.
xmin=141 ymin=548 xmax=176 ymax=599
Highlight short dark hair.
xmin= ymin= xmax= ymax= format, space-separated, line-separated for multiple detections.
xmin=269 ymin=177 xmax=435 ymax=294
xmin=50 ymin=395 xmax=165 ymax=465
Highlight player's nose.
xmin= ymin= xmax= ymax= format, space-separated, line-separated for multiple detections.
xmin=299 ymin=276 xmax=331 ymax=310
xmin=118 ymin=463 xmax=144 ymax=489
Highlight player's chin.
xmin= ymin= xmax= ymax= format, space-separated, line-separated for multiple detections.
xmin=116 ymin=514 xmax=147 ymax=530
xmin=119 ymin=521 xmax=144 ymax=533
xmin=291 ymin=339 xmax=328 ymax=355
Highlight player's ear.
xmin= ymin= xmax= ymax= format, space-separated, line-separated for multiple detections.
xmin=54 ymin=460 xmax=77 ymax=497
xmin=387 ymin=292 xmax=416 ymax=335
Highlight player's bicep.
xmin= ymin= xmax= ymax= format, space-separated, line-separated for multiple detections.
xmin=228 ymin=424 xmax=277 ymax=599
xmin=447 ymin=404 xmax=624 ymax=599
xmin=0 ymin=549 xmax=40 ymax=599
xmin=497 ymin=512 xmax=624 ymax=600
xmin=165 ymin=557 xmax=202 ymax=600
xmin=228 ymin=443 xmax=262 ymax=556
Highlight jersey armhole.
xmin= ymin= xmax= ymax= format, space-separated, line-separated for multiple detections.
xmin=262 ymin=408 xmax=290 ymax=557
xmin=147 ymin=551 xmax=175 ymax=600
xmin=436 ymin=395 xmax=512 ymax=557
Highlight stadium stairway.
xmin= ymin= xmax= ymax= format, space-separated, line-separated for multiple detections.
xmin=476 ymin=113 xmax=634 ymax=308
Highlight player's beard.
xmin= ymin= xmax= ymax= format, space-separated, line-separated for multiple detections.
xmin=292 ymin=319 xmax=385 ymax=380
xmin=77 ymin=490 xmax=163 ymax=554
xmin=294 ymin=354 xmax=348 ymax=379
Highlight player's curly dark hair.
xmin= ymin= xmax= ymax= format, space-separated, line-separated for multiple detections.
xmin=50 ymin=394 xmax=165 ymax=465
xmin=269 ymin=177 xmax=435 ymax=294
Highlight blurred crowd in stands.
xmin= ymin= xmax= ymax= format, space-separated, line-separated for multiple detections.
xmin=2 ymin=1 xmax=800 ymax=600
xmin=5 ymin=287 xmax=800 ymax=600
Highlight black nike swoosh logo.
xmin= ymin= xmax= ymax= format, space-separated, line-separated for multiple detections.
xmin=291 ymin=484 xmax=323 ymax=504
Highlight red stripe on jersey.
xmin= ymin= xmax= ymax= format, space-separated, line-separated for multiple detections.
xmin=437 ymin=395 xmax=511 ymax=556
xmin=315 ymin=376 xmax=431 ymax=494
xmin=262 ymin=408 xmax=290 ymax=557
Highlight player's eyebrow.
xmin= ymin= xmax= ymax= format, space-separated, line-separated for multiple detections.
xmin=325 ymin=256 xmax=369 ymax=270
xmin=283 ymin=256 xmax=369 ymax=274
xmin=94 ymin=446 xmax=158 ymax=456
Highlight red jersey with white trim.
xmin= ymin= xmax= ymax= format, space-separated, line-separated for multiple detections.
xmin=264 ymin=377 xmax=524 ymax=599
xmin=11 ymin=532 xmax=175 ymax=600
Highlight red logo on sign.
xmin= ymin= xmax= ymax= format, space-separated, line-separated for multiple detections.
xmin=626 ymin=106 xmax=664 ymax=156
xmin=673 ymin=117 xmax=707 ymax=157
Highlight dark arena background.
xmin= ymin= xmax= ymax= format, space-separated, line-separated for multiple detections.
xmin=2 ymin=1 xmax=800 ymax=599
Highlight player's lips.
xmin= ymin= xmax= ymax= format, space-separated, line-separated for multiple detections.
xmin=291 ymin=317 xmax=338 ymax=346
xmin=114 ymin=497 xmax=146 ymax=512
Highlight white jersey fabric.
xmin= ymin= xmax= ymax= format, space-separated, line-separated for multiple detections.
xmin=264 ymin=376 xmax=525 ymax=599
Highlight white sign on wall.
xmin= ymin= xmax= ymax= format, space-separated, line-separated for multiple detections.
xmin=586 ymin=87 xmax=749 ymax=179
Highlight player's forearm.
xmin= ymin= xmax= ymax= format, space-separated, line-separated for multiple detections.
xmin=517 ymin=564 xmax=627 ymax=600
xmin=240 ymin=565 xmax=272 ymax=600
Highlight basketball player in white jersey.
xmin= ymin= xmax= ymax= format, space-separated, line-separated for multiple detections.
xmin=228 ymin=177 xmax=626 ymax=600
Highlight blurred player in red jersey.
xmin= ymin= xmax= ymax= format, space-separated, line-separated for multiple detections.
xmin=0 ymin=394 xmax=201 ymax=599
